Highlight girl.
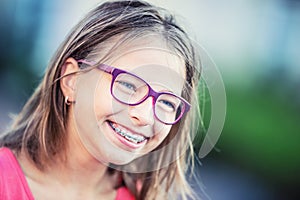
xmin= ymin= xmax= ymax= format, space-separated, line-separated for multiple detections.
xmin=0 ymin=0 xmax=201 ymax=199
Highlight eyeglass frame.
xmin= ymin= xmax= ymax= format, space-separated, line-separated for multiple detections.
xmin=77 ymin=59 xmax=191 ymax=125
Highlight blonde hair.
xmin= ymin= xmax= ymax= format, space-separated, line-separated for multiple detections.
xmin=0 ymin=1 xmax=202 ymax=199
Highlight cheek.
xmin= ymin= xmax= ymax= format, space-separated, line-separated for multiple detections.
xmin=152 ymin=124 xmax=172 ymax=145
xmin=94 ymin=78 xmax=114 ymax=119
xmin=158 ymin=125 xmax=172 ymax=139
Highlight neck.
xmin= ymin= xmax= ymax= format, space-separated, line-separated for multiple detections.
xmin=46 ymin=125 xmax=117 ymax=194
xmin=51 ymin=147 xmax=110 ymax=191
xmin=18 ymin=129 xmax=118 ymax=199
xmin=18 ymin=150 xmax=117 ymax=199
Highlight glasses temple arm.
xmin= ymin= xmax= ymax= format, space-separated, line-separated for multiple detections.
xmin=77 ymin=59 xmax=114 ymax=74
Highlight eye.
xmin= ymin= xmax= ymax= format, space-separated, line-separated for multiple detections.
xmin=158 ymin=99 xmax=176 ymax=111
xmin=116 ymin=81 xmax=137 ymax=92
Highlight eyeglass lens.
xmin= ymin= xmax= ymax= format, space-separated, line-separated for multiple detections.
xmin=112 ymin=72 xmax=185 ymax=124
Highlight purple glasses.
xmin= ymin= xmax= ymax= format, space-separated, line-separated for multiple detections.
xmin=77 ymin=60 xmax=191 ymax=125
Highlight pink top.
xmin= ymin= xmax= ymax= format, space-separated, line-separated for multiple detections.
xmin=0 ymin=147 xmax=135 ymax=200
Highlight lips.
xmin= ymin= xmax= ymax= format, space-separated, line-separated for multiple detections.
xmin=108 ymin=121 xmax=148 ymax=145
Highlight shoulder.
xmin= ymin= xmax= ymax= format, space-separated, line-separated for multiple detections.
xmin=0 ymin=147 xmax=17 ymax=169
xmin=116 ymin=186 xmax=135 ymax=200
xmin=0 ymin=147 xmax=21 ymax=196
xmin=0 ymin=147 xmax=23 ymax=175
xmin=0 ymin=147 xmax=34 ymax=200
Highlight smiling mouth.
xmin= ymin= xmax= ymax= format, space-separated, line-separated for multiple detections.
xmin=108 ymin=121 xmax=148 ymax=144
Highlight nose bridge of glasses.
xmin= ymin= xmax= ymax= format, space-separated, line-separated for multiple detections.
xmin=138 ymin=95 xmax=155 ymax=109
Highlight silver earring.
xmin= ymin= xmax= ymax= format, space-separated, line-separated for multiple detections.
xmin=65 ymin=96 xmax=71 ymax=105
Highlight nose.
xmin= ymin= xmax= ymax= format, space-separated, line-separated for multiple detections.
xmin=129 ymin=97 xmax=155 ymax=126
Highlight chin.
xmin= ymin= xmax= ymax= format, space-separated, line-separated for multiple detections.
xmin=106 ymin=153 xmax=138 ymax=166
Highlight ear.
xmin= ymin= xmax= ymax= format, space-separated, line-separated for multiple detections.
xmin=60 ymin=57 xmax=80 ymax=102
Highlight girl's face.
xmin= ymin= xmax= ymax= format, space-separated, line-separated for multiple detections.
xmin=72 ymin=45 xmax=186 ymax=166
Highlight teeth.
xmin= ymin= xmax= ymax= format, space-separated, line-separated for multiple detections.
xmin=109 ymin=122 xmax=146 ymax=144
xmin=120 ymin=130 xmax=126 ymax=136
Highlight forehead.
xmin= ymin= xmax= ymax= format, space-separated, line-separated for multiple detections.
xmin=111 ymin=48 xmax=184 ymax=73
xmin=109 ymin=47 xmax=186 ymax=94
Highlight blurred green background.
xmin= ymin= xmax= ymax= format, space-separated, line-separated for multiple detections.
xmin=0 ymin=0 xmax=299 ymax=199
